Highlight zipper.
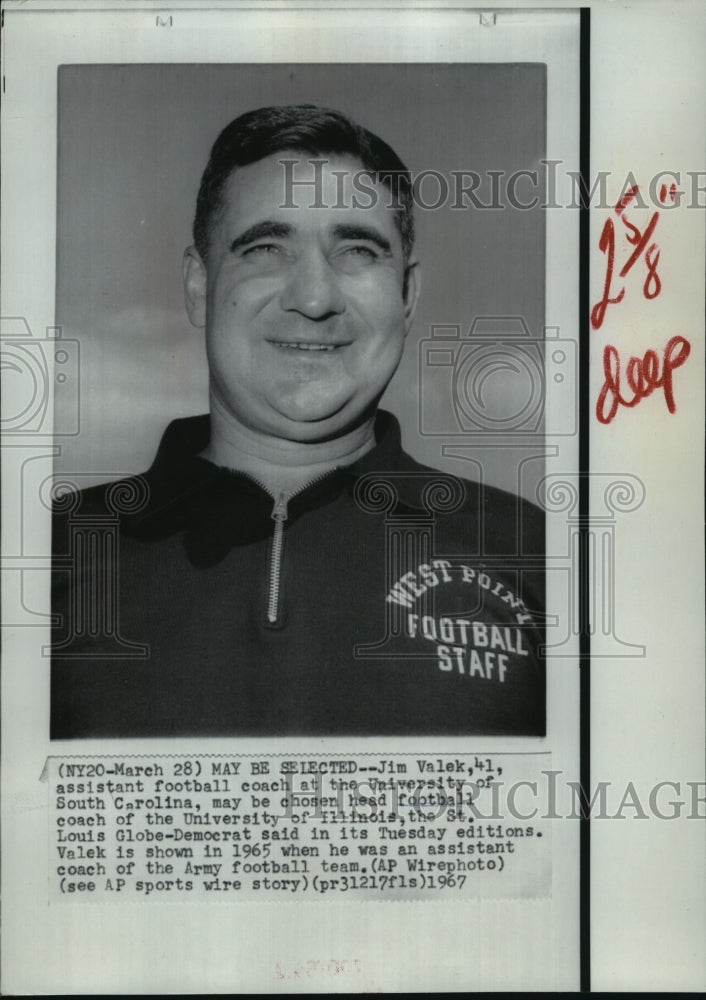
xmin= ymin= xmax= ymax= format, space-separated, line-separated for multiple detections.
xmin=267 ymin=492 xmax=289 ymax=624
xmin=218 ymin=465 xmax=341 ymax=625
xmin=256 ymin=470 xmax=337 ymax=626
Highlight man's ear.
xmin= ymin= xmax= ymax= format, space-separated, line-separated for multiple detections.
xmin=402 ymin=260 xmax=421 ymax=334
xmin=182 ymin=246 xmax=207 ymax=328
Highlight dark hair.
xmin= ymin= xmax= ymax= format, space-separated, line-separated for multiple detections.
xmin=193 ymin=104 xmax=415 ymax=262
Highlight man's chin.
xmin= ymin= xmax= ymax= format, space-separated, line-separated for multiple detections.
xmin=274 ymin=411 xmax=353 ymax=443
xmin=270 ymin=399 xmax=373 ymax=443
xmin=271 ymin=394 xmax=352 ymax=429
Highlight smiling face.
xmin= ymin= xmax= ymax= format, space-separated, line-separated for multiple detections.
xmin=183 ymin=153 xmax=419 ymax=443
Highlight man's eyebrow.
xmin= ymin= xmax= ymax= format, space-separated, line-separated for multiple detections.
xmin=332 ymin=224 xmax=392 ymax=254
xmin=228 ymin=221 xmax=293 ymax=253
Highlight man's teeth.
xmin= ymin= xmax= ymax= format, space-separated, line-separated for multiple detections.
xmin=276 ymin=342 xmax=339 ymax=351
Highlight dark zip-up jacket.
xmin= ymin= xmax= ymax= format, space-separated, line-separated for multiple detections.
xmin=50 ymin=411 xmax=545 ymax=738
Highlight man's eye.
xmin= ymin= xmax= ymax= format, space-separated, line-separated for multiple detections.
xmin=341 ymin=245 xmax=379 ymax=260
xmin=242 ymin=243 xmax=281 ymax=256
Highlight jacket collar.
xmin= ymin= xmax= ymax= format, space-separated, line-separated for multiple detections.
xmin=123 ymin=409 xmax=429 ymax=566
xmin=147 ymin=408 xmax=411 ymax=482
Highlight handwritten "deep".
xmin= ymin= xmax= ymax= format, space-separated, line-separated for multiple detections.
xmin=596 ymin=335 xmax=691 ymax=425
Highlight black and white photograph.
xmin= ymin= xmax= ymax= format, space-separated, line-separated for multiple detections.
xmin=49 ymin=64 xmax=549 ymax=739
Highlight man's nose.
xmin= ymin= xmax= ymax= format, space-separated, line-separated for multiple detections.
xmin=279 ymin=249 xmax=346 ymax=320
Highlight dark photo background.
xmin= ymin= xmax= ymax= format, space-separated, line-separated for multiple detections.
xmin=55 ymin=63 xmax=546 ymax=499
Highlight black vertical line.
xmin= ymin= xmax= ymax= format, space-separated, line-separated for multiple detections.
xmin=579 ymin=6 xmax=592 ymax=994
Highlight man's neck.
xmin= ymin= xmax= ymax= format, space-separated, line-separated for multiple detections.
xmin=201 ymin=402 xmax=377 ymax=497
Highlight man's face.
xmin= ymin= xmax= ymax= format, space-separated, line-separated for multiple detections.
xmin=183 ymin=153 xmax=419 ymax=443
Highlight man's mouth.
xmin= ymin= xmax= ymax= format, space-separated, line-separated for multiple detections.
xmin=269 ymin=341 xmax=350 ymax=352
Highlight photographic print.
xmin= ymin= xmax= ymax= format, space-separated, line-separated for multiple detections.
xmin=1 ymin=1 xmax=703 ymax=994
xmin=50 ymin=63 xmax=549 ymax=739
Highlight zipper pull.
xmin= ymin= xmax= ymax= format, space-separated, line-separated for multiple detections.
xmin=271 ymin=491 xmax=289 ymax=523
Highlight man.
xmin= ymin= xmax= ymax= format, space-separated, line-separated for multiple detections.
xmin=50 ymin=104 xmax=545 ymax=738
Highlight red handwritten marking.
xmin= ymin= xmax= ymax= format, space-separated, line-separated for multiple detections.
xmin=615 ymin=184 xmax=640 ymax=215
xmin=596 ymin=335 xmax=691 ymax=424
xmin=591 ymin=185 xmax=663 ymax=330
xmin=619 ymin=211 xmax=658 ymax=277
xmin=590 ymin=219 xmax=625 ymax=330
xmin=659 ymin=182 xmax=677 ymax=204
xmin=643 ymin=243 xmax=661 ymax=298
